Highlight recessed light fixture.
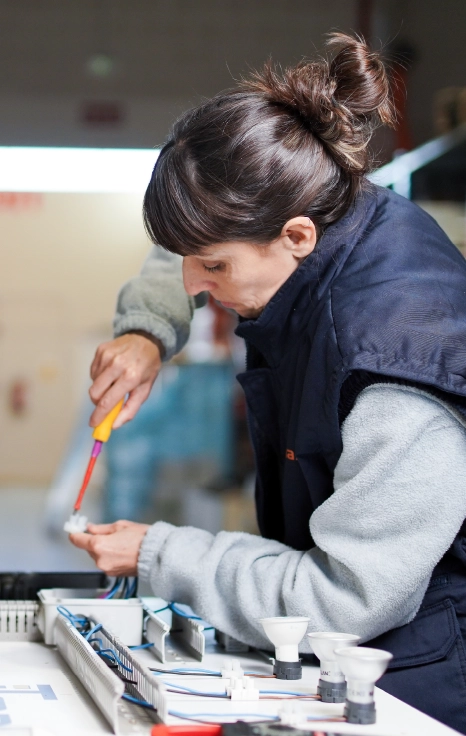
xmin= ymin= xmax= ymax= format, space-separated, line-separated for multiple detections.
xmin=86 ymin=54 xmax=115 ymax=79
xmin=0 ymin=147 xmax=160 ymax=193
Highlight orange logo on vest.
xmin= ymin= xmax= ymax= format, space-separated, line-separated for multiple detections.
xmin=286 ymin=449 xmax=295 ymax=461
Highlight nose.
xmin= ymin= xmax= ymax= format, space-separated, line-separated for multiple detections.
xmin=183 ymin=257 xmax=214 ymax=296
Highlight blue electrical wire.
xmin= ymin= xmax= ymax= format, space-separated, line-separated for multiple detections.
xmin=168 ymin=710 xmax=280 ymax=723
xmin=98 ymin=648 xmax=133 ymax=672
xmin=104 ymin=577 xmax=123 ymax=599
xmin=87 ymin=637 xmax=104 ymax=648
xmin=150 ymin=667 xmax=222 ymax=676
xmin=151 ymin=605 xmax=170 ymax=615
xmin=129 ymin=642 xmax=154 ymax=650
xmin=164 ymin=682 xmax=228 ymax=698
xmin=56 ymin=606 xmax=89 ymax=629
xmin=127 ymin=577 xmax=138 ymax=598
xmin=57 ymin=608 xmax=133 ymax=672
xmin=151 ymin=602 xmax=210 ymax=625
xmin=149 ymin=666 xmax=276 ymax=678
xmin=169 ymin=603 xmax=203 ymax=620
xmin=122 ymin=694 xmax=155 ymax=709
xmin=103 ymin=576 xmax=138 ymax=599
xmin=259 ymin=690 xmax=314 ymax=697
xmin=85 ymin=623 xmax=103 ymax=640
xmin=164 ymin=682 xmax=316 ymax=699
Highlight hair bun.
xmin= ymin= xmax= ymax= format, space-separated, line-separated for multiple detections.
xmin=242 ymin=33 xmax=395 ymax=176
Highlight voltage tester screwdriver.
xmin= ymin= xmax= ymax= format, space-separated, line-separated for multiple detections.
xmin=64 ymin=398 xmax=124 ymax=533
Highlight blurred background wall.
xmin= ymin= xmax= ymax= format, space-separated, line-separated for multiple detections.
xmin=0 ymin=0 xmax=464 ymax=150
xmin=0 ymin=192 xmax=149 ymax=483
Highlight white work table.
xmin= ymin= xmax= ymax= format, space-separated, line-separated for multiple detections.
xmin=0 ymin=637 xmax=460 ymax=736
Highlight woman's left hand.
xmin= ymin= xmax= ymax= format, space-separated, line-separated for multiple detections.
xmin=69 ymin=520 xmax=150 ymax=576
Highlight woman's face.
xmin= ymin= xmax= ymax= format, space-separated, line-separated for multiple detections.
xmin=182 ymin=217 xmax=316 ymax=319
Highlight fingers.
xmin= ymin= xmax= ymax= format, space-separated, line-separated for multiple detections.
xmin=88 ymin=334 xmax=163 ymax=426
xmin=89 ymin=376 xmax=128 ymax=427
xmin=68 ymin=521 xmax=150 ymax=576
xmin=90 ymin=340 xmax=117 ymax=381
xmin=112 ymin=383 xmax=152 ymax=428
xmin=87 ymin=520 xmax=132 ymax=535
xmin=69 ymin=531 xmax=95 ymax=552
xmin=89 ymin=357 xmax=129 ymax=405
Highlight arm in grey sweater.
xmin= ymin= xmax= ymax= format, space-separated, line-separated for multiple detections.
xmin=113 ymin=246 xmax=206 ymax=361
xmin=138 ymin=384 xmax=466 ymax=650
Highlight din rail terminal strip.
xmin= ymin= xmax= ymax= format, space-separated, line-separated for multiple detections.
xmin=55 ymin=613 xmax=163 ymax=734
xmin=0 ymin=601 xmax=40 ymax=642
xmin=144 ymin=605 xmax=206 ymax=663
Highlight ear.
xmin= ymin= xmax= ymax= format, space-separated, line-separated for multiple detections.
xmin=281 ymin=217 xmax=317 ymax=258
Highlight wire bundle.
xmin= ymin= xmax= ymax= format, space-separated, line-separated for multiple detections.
xmin=101 ymin=577 xmax=138 ymax=599
xmin=57 ymin=606 xmax=154 ymax=709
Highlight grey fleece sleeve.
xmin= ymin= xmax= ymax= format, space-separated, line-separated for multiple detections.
xmin=113 ymin=246 xmax=207 ymax=361
xmin=138 ymin=385 xmax=466 ymax=650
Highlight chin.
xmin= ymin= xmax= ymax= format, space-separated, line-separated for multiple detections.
xmin=238 ymin=306 xmax=263 ymax=319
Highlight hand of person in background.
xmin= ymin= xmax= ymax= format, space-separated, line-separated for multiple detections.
xmin=69 ymin=520 xmax=150 ymax=576
xmin=89 ymin=331 xmax=164 ymax=428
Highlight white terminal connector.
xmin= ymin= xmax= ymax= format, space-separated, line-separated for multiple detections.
xmin=221 ymin=658 xmax=244 ymax=678
xmin=278 ymin=702 xmax=305 ymax=727
xmin=227 ymin=675 xmax=259 ymax=701
xmin=63 ymin=513 xmax=88 ymax=533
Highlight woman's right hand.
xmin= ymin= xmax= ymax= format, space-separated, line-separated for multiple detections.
xmin=89 ymin=332 xmax=164 ymax=429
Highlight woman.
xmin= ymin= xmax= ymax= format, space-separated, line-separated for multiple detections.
xmin=71 ymin=34 xmax=466 ymax=732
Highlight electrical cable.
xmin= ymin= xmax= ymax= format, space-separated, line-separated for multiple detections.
xmin=259 ymin=690 xmax=320 ymax=699
xmin=169 ymin=603 xmax=203 ymax=620
xmin=85 ymin=623 xmax=103 ymax=640
xmin=167 ymin=710 xmax=343 ymax=725
xmin=57 ymin=608 xmax=133 ymax=672
xmin=122 ymin=694 xmax=156 ymax=709
xmin=56 ymin=606 xmax=89 ymax=631
xmin=56 ymin=606 xmax=161 ymax=711
xmin=101 ymin=576 xmax=138 ymax=600
xmin=163 ymin=682 xmax=318 ymax=700
xmin=149 ymin=667 xmax=275 ymax=678
xmin=129 ymin=642 xmax=154 ymax=650
xmin=104 ymin=578 xmax=123 ymax=599
xmin=98 ymin=648 xmax=133 ymax=672
xmin=151 ymin=605 xmax=171 ymax=615
xmin=127 ymin=577 xmax=138 ymax=598
xmin=164 ymin=683 xmax=228 ymax=698
xmin=168 ymin=711 xmax=280 ymax=724
xmin=150 ymin=667 xmax=221 ymax=676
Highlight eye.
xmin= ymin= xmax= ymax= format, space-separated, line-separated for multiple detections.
xmin=203 ymin=263 xmax=225 ymax=273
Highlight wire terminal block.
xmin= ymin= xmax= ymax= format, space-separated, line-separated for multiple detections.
xmin=278 ymin=702 xmax=304 ymax=726
xmin=221 ymin=658 xmax=244 ymax=679
xmin=64 ymin=512 xmax=88 ymax=533
xmin=227 ymin=675 xmax=259 ymax=701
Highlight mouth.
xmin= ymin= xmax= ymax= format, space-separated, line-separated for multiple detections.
xmin=218 ymin=301 xmax=237 ymax=309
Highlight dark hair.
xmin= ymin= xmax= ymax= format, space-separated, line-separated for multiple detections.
xmin=143 ymin=33 xmax=395 ymax=256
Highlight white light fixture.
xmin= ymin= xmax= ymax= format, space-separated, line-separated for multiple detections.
xmin=0 ymin=147 xmax=160 ymax=194
xmin=307 ymin=631 xmax=360 ymax=702
xmin=259 ymin=616 xmax=310 ymax=680
xmin=335 ymin=646 xmax=393 ymax=725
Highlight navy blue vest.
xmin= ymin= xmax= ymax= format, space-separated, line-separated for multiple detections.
xmin=236 ymin=185 xmax=466 ymax=733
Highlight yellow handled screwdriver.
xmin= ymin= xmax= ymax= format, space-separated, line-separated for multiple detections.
xmin=64 ymin=399 xmax=124 ymax=533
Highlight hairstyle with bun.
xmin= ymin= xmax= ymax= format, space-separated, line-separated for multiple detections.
xmin=143 ymin=33 xmax=395 ymax=255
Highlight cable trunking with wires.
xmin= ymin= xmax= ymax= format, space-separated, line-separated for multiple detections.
xmin=0 ymin=578 xmax=395 ymax=734
xmin=54 ymin=612 xmax=163 ymax=734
